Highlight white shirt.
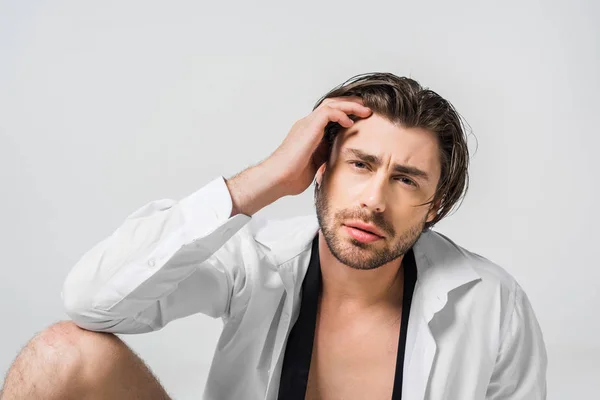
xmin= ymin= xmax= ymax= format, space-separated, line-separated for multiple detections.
xmin=61 ymin=176 xmax=548 ymax=399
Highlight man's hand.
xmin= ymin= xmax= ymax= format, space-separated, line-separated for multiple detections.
xmin=226 ymin=97 xmax=371 ymax=217
xmin=264 ymin=96 xmax=372 ymax=196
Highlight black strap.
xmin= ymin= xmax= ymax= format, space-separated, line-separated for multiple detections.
xmin=392 ymin=244 xmax=417 ymax=399
xmin=278 ymin=234 xmax=417 ymax=399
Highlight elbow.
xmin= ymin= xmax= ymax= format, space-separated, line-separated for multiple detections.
xmin=60 ymin=272 xmax=113 ymax=331
xmin=60 ymin=276 xmax=155 ymax=334
xmin=61 ymin=286 xmax=125 ymax=332
xmin=61 ymin=277 xmax=96 ymax=328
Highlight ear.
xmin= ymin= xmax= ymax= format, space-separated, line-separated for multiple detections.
xmin=425 ymin=198 xmax=441 ymax=224
xmin=315 ymin=163 xmax=327 ymax=187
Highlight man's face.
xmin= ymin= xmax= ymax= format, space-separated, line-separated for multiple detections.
xmin=315 ymin=113 xmax=441 ymax=271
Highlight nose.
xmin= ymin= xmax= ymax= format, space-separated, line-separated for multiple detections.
xmin=359 ymin=176 xmax=387 ymax=213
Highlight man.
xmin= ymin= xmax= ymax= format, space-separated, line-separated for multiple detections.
xmin=0 ymin=73 xmax=547 ymax=399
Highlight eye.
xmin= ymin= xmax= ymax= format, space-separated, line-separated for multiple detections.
xmin=350 ymin=161 xmax=369 ymax=170
xmin=350 ymin=162 xmax=417 ymax=187
xmin=396 ymin=176 xmax=417 ymax=187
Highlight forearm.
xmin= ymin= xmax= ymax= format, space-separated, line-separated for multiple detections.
xmin=62 ymin=176 xmax=253 ymax=333
xmin=225 ymin=161 xmax=287 ymax=217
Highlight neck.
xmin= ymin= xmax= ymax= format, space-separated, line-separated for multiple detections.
xmin=318 ymin=232 xmax=405 ymax=312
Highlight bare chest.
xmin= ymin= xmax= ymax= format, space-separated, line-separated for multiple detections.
xmin=304 ymin=307 xmax=403 ymax=400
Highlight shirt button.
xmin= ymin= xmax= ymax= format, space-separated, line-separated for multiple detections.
xmin=148 ymin=258 xmax=156 ymax=267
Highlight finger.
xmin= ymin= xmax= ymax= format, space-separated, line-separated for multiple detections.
xmin=321 ymin=96 xmax=364 ymax=106
xmin=319 ymin=108 xmax=355 ymax=128
xmin=325 ymin=101 xmax=372 ymax=118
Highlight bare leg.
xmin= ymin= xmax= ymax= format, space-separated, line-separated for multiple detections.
xmin=0 ymin=320 xmax=172 ymax=400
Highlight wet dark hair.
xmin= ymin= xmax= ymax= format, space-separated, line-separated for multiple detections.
xmin=313 ymin=72 xmax=473 ymax=230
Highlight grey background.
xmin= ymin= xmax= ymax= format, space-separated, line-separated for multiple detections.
xmin=1 ymin=0 xmax=598 ymax=398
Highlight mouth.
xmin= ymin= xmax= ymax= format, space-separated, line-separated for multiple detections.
xmin=343 ymin=225 xmax=384 ymax=243
xmin=343 ymin=221 xmax=385 ymax=238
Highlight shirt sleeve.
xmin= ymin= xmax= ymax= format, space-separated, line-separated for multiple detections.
xmin=61 ymin=176 xmax=253 ymax=334
xmin=485 ymin=283 xmax=548 ymax=399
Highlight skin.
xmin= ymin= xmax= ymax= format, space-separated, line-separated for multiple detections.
xmin=0 ymin=99 xmax=447 ymax=400
xmin=313 ymin=113 xmax=442 ymax=311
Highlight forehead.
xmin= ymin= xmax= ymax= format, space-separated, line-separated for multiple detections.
xmin=334 ymin=114 xmax=442 ymax=182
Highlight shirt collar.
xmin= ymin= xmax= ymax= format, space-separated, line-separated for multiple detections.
xmin=411 ymin=229 xmax=482 ymax=321
xmin=257 ymin=213 xmax=482 ymax=320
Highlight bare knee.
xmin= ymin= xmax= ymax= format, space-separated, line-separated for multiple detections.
xmin=1 ymin=320 xmax=121 ymax=399
xmin=35 ymin=320 xmax=113 ymax=364
xmin=44 ymin=321 xmax=164 ymax=393
xmin=39 ymin=321 xmax=129 ymax=384
xmin=2 ymin=321 xmax=170 ymax=400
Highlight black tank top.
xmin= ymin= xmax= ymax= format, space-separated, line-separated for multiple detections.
xmin=278 ymin=234 xmax=418 ymax=399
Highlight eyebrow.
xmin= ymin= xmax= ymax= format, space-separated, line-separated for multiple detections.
xmin=342 ymin=148 xmax=431 ymax=182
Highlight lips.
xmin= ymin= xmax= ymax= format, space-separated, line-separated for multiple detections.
xmin=344 ymin=226 xmax=382 ymax=243
xmin=344 ymin=221 xmax=384 ymax=238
